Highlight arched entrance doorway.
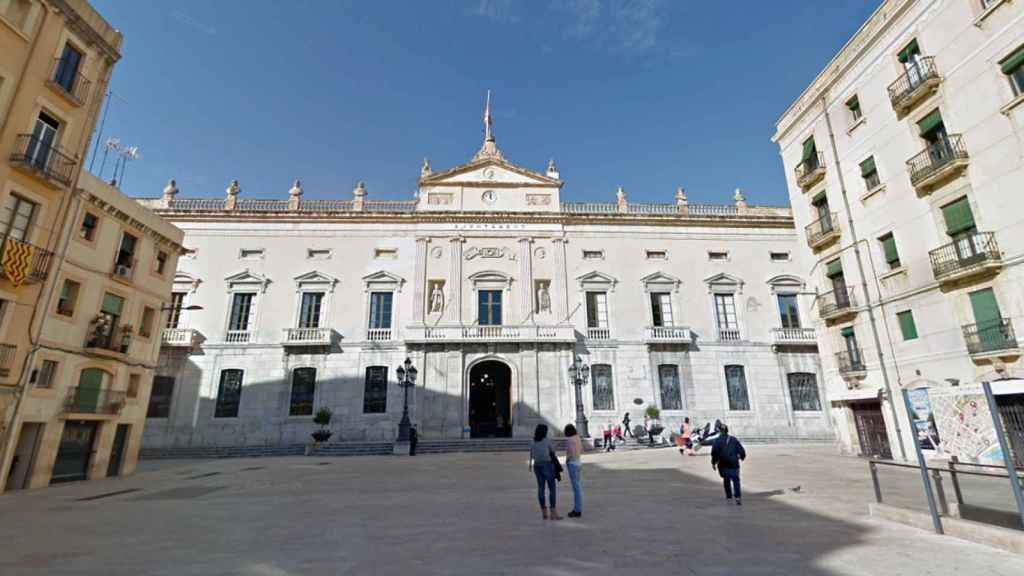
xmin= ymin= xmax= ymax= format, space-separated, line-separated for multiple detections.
xmin=469 ymin=360 xmax=512 ymax=438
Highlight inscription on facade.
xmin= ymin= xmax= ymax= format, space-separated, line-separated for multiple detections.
xmin=465 ymin=247 xmax=515 ymax=261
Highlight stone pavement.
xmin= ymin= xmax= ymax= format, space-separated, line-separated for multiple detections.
xmin=1 ymin=444 xmax=1022 ymax=575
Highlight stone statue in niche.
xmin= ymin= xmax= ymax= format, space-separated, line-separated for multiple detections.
xmin=536 ymin=282 xmax=551 ymax=314
xmin=430 ymin=282 xmax=445 ymax=313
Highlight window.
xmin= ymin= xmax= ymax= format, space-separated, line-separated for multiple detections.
xmin=811 ymin=192 xmax=832 ymax=230
xmin=307 ymin=248 xmax=332 ymax=260
xmin=56 ymin=279 xmax=79 ymax=316
xmin=645 ymin=250 xmax=667 ymax=260
xmin=363 ymin=366 xmax=388 ymax=414
xmin=777 ymin=294 xmax=801 ymax=329
xmin=879 ymin=233 xmax=901 ymax=270
xmin=649 ymin=292 xmax=673 ymax=327
xmin=79 ymin=212 xmax=98 ymax=241
xmin=582 ymin=250 xmax=603 ymax=260
xmin=591 ymin=364 xmax=614 ymax=411
xmin=585 ymin=291 xmax=608 ymax=328
xmin=969 ymin=288 xmax=1003 ymax=332
xmin=1 ymin=193 xmax=38 ymax=241
xmin=941 ymin=196 xmax=976 ymax=237
xmin=1 ymin=0 xmax=32 ymax=30
xmin=298 ymin=292 xmax=324 ymax=328
xmin=787 ymin=373 xmax=821 ymax=411
xmin=897 ymin=310 xmax=919 ymax=341
xmin=825 ymin=259 xmax=849 ymax=305
xmin=841 ymin=327 xmax=862 ymax=365
xmin=139 ymin=306 xmax=156 ymax=338
xmin=155 ymin=250 xmax=169 ymax=275
xmin=214 ymin=369 xmax=243 ymax=418
xmin=770 ymin=251 xmax=790 ymax=262
xmin=374 ymin=248 xmax=397 ymax=259
xmin=33 ymin=360 xmax=57 ymax=388
xmin=860 ymin=156 xmax=880 ymax=190
xmin=127 ymin=374 xmax=140 ymax=398
xmin=714 ymin=294 xmax=738 ymax=331
xmin=724 ymin=365 xmax=750 ymax=411
xmin=26 ymin=112 xmax=59 ymax=169
xmin=54 ymin=43 xmax=83 ymax=94
xmin=846 ymin=96 xmax=862 ymax=122
xmin=289 ymin=367 xmax=316 ymax=416
xmin=708 ymin=251 xmax=729 ymax=262
xmin=166 ymin=292 xmax=185 ymax=328
xmin=478 ymin=290 xmax=502 ymax=326
xmin=658 ymin=365 xmax=682 ymax=410
xmin=239 ymin=248 xmax=264 ymax=260
xmin=800 ymin=136 xmax=819 ymax=170
xmin=147 ymin=376 xmax=174 ymax=418
xmin=228 ymin=293 xmax=255 ymax=331
xmin=89 ymin=293 xmax=124 ymax=349
xmin=1002 ymin=45 xmax=1024 ymax=96
xmin=898 ymin=39 xmax=923 ymax=69
xmin=917 ymin=109 xmax=947 ymax=145
xmin=114 ymin=232 xmax=138 ymax=275
xmin=369 ymin=292 xmax=392 ymax=329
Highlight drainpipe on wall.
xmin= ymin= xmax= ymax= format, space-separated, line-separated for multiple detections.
xmin=821 ymin=96 xmax=908 ymax=461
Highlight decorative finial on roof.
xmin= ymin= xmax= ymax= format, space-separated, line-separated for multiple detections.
xmin=227 ymin=179 xmax=241 ymax=196
xmin=353 ymin=181 xmax=367 ymax=198
xmin=734 ymin=187 xmax=747 ymax=210
xmin=484 ymin=89 xmax=494 ymax=143
xmin=163 ymin=178 xmax=178 ymax=198
xmin=473 ymin=90 xmax=505 ymax=161
xmin=421 ymin=158 xmax=432 ymax=177
xmin=616 ymin=186 xmax=626 ymax=203
xmin=546 ymin=158 xmax=560 ymax=179
xmin=289 ymin=179 xmax=303 ymax=197
xmin=675 ymin=186 xmax=687 ymax=204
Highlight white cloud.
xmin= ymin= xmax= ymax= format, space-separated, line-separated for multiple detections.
xmin=473 ymin=0 xmax=521 ymax=23
xmin=551 ymin=0 xmax=666 ymax=55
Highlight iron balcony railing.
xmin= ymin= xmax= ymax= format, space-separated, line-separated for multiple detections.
xmin=283 ymin=327 xmax=331 ymax=345
xmin=928 ymin=231 xmax=1000 ymax=282
xmin=794 ymin=152 xmax=826 ymax=188
xmin=836 ymin=350 xmax=866 ymax=374
xmin=161 ymin=327 xmax=199 ymax=346
xmin=772 ymin=327 xmax=817 ymax=345
xmin=819 ymin=288 xmax=856 ymax=319
xmin=907 ymin=134 xmax=968 ymax=187
xmin=0 ymin=343 xmax=15 ymax=377
xmin=63 ymin=386 xmax=126 ymax=415
xmin=9 ymin=134 xmax=76 ymax=187
xmin=805 ymin=212 xmax=839 ymax=247
xmin=48 ymin=57 xmax=92 ymax=105
xmin=963 ymin=319 xmax=1018 ymax=356
xmin=887 ymin=57 xmax=939 ymax=109
xmin=85 ymin=324 xmax=130 ymax=354
xmin=0 ymin=234 xmax=54 ymax=284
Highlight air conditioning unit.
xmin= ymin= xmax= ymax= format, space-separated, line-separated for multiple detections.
xmin=115 ymin=264 xmax=132 ymax=277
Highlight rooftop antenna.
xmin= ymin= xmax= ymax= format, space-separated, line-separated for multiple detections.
xmin=114 ymin=145 xmax=141 ymax=189
xmin=97 ymin=137 xmax=121 ymax=180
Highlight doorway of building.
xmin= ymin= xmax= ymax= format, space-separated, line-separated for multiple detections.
xmin=995 ymin=393 xmax=1024 ymax=468
xmin=51 ymin=420 xmax=98 ymax=484
xmin=852 ymin=401 xmax=892 ymax=459
xmin=469 ymin=360 xmax=512 ymax=438
xmin=5 ymin=422 xmax=43 ymax=491
xmin=107 ymin=424 xmax=131 ymax=478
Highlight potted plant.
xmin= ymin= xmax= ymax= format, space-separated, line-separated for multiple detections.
xmin=311 ymin=407 xmax=333 ymax=443
xmin=645 ymin=405 xmax=665 ymax=442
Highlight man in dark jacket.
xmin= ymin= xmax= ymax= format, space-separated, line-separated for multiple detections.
xmin=710 ymin=424 xmax=747 ymax=506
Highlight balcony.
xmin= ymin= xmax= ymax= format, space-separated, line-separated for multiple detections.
xmin=225 ymin=330 xmax=252 ymax=344
xmin=805 ymin=212 xmax=840 ymax=251
xmin=795 ymin=152 xmax=826 ymax=190
xmin=963 ymin=320 xmax=1020 ymax=358
xmin=0 ymin=235 xmax=54 ymax=285
xmin=283 ymin=327 xmax=332 ymax=347
xmin=9 ymin=134 xmax=76 ymax=188
xmin=367 ymin=328 xmax=393 ymax=342
xmin=772 ymin=327 xmax=818 ymax=346
xmin=63 ymin=386 xmax=125 ymax=416
xmin=907 ymin=135 xmax=969 ymax=193
xmin=84 ymin=324 xmax=131 ymax=356
xmin=887 ymin=57 xmax=941 ymax=118
xmin=818 ymin=288 xmax=857 ymax=323
xmin=46 ymin=57 xmax=92 ymax=106
xmin=110 ymin=259 xmax=137 ymax=284
xmin=644 ymin=326 xmax=693 ymax=344
xmin=836 ymin=350 xmax=867 ymax=378
xmin=718 ymin=328 xmax=741 ymax=342
xmin=587 ymin=327 xmax=611 ymax=341
xmin=929 ymin=232 xmax=1001 ymax=285
xmin=404 ymin=324 xmax=576 ymax=343
xmin=0 ymin=343 xmax=15 ymax=378
xmin=161 ymin=328 xmax=201 ymax=347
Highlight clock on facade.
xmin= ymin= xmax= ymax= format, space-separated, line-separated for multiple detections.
xmin=482 ymin=190 xmax=497 ymax=204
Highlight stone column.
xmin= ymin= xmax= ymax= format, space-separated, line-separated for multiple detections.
xmin=413 ymin=237 xmax=429 ymax=323
xmin=552 ymin=237 xmax=569 ymax=323
xmin=518 ymin=237 xmax=533 ymax=324
xmin=447 ymin=237 xmax=464 ymax=324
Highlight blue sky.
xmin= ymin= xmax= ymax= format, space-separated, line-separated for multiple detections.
xmin=87 ymin=0 xmax=879 ymax=206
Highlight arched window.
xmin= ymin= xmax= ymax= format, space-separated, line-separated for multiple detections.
xmin=215 ymin=369 xmax=243 ymax=418
xmin=724 ymin=365 xmax=750 ymax=411
xmin=289 ymin=368 xmax=316 ymax=416
xmin=658 ymin=365 xmax=682 ymax=410
xmin=591 ymin=364 xmax=615 ymax=411
xmin=787 ymin=373 xmax=821 ymax=411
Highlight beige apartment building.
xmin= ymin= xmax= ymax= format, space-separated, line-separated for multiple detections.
xmin=774 ymin=0 xmax=1024 ymax=461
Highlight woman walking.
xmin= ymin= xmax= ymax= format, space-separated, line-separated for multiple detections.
xmin=529 ymin=424 xmax=562 ymax=520
xmin=681 ymin=417 xmax=695 ymax=456
xmin=564 ymin=424 xmax=584 ymax=518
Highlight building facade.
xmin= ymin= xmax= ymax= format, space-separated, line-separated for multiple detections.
xmin=773 ymin=0 xmax=1024 ymax=461
xmin=137 ymin=115 xmax=833 ymax=454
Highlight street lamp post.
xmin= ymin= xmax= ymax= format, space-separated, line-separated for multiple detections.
xmin=567 ymin=355 xmax=590 ymax=438
xmin=395 ymin=357 xmax=418 ymax=442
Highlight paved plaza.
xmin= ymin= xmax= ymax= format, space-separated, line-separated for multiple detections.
xmin=1 ymin=444 xmax=1022 ymax=575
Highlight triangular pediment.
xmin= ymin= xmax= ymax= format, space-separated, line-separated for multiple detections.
xmin=419 ymin=157 xmax=561 ymax=188
xmin=362 ymin=270 xmax=405 ymax=291
xmin=641 ymin=272 xmax=682 ymax=291
xmin=577 ymin=270 xmax=618 ymax=291
xmin=295 ymin=270 xmax=339 ymax=286
xmin=225 ymin=269 xmax=271 ymax=292
xmin=704 ymin=272 xmax=744 ymax=293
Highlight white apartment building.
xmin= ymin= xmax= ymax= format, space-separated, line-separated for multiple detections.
xmin=135 ymin=108 xmax=832 ymax=454
xmin=774 ymin=0 xmax=1024 ymax=462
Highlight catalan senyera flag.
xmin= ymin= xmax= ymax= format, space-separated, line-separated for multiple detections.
xmin=2 ymin=237 xmax=34 ymax=288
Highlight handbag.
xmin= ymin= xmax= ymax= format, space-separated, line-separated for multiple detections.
xmin=550 ymin=449 xmax=563 ymax=481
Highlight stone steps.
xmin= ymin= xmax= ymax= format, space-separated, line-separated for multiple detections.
xmin=414 ymin=438 xmax=568 ymax=454
xmin=140 ymin=444 xmax=307 ymax=460
xmin=309 ymin=442 xmax=395 ymax=457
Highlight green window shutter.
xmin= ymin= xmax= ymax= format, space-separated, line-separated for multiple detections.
xmin=897 ymin=311 xmax=918 ymax=340
xmin=840 ymin=326 xmax=855 ymax=338
xmin=941 ymin=197 xmax=976 ymax=235
xmin=1000 ymin=46 xmax=1024 ymax=75
xmin=847 ymin=97 xmax=860 ymax=112
xmin=917 ymin=109 xmax=944 ymax=136
xmin=812 ymin=190 xmax=828 ymax=204
xmin=801 ymin=138 xmax=816 ymax=162
xmin=898 ymin=39 xmax=920 ymax=63
xmin=859 ymin=157 xmax=877 ymax=177
xmin=101 ymin=293 xmax=124 ymax=316
xmin=880 ymin=235 xmax=900 ymax=265
xmin=825 ymin=259 xmax=843 ymax=277
xmin=969 ymin=288 xmax=1002 ymax=326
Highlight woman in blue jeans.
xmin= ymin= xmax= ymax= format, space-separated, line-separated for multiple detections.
xmin=563 ymin=424 xmax=583 ymax=518
xmin=529 ymin=424 xmax=561 ymax=520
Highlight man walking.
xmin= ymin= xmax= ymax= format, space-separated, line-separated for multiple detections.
xmin=409 ymin=426 xmax=418 ymax=456
xmin=710 ymin=424 xmax=746 ymax=506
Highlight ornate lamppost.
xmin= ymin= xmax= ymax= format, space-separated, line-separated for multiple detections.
xmin=568 ymin=355 xmax=590 ymax=438
xmin=396 ymin=357 xmax=418 ymax=442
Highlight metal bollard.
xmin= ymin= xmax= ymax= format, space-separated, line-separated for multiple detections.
xmin=870 ymin=461 xmax=882 ymax=503
xmin=931 ymin=469 xmax=949 ymax=516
